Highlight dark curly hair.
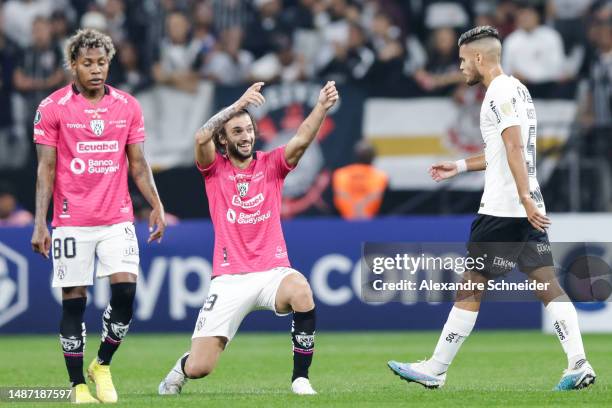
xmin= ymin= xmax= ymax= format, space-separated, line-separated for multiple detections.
xmin=64 ymin=28 xmax=116 ymax=68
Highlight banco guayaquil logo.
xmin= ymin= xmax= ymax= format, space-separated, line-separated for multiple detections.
xmin=0 ymin=242 xmax=28 ymax=327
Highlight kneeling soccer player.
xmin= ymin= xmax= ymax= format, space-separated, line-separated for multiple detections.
xmin=159 ymin=81 xmax=339 ymax=395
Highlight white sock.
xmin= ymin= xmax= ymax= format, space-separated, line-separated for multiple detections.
xmin=545 ymin=299 xmax=586 ymax=369
xmin=426 ymin=306 xmax=478 ymax=375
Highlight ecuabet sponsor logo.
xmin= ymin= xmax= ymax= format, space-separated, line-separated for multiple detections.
xmin=77 ymin=140 xmax=119 ymax=154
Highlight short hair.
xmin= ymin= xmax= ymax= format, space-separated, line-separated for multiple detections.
xmin=458 ymin=25 xmax=500 ymax=47
xmin=212 ymin=109 xmax=258 ymax=154
xmin=64 ymin=28 xmax=116 ymax=68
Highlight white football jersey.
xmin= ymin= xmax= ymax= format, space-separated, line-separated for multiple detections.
xmin=478 ymin=75 xmax=546 ymax=217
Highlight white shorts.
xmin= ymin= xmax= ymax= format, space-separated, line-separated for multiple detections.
xmin=192 ymin=267 xmax=300 ymax=342
xmin=51 ymin=222 xmax=139 ymax=288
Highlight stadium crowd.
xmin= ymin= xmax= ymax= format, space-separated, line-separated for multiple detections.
xmin=0 ymin=0 xmax=610 ymax=223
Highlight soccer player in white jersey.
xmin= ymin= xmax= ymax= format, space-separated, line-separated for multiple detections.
xmin=158 ymin=81 xmax=339 ymax=396
xmin=387 ymin=26 xmax=596 ymax=391
xmin=30 ymin=29 xmax=166 ymax=403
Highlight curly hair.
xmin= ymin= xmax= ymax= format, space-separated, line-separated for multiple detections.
xmin=212 ymin=109 xmax=258 ymax=154
xmin=458 ymin=26 xmax=500 ymax=47
xmin=64 ymin=29 xmax=116 ymax=68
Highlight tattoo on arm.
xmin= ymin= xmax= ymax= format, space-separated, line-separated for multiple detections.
xmin=199 ymin=104 xmax=239 ymax=134
xmin=34 ymin=145 xmax=56 ymax=225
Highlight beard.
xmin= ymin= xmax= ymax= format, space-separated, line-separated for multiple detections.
xmin=227 ymin=141 xmax=253 ymax=160
xmin=466 ymin=72 xmax=483 ymax=86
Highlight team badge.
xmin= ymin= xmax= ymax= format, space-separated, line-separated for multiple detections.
xmin=33 ymin=110 xmax=42 ymax=125
xmin=237 ymin=182 xmax=249 ymax=198
xmin=295 ymin=332 xmax=315 ymax=349
xmin=60 ymin=336 xmax=82 ymax=351
xmin=90 ymin=119 xmax=105 ymax=136
xmin=56 ymin=263 xmax=67 ymax=280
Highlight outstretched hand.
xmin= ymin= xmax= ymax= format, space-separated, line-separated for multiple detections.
xmin=429 ymin=161 xmax=458 ymax=182
xmin=236 ymin=82 xmax=266 ymax=110
xmin=318 ymin=81 xmax=339 ymax=110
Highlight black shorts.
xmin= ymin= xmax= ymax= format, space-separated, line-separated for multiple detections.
xmin=467 ymin=214 xmax=554 ymax=278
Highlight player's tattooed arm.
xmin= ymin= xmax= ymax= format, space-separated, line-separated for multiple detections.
xmin=285 ymin=81 xmax=339 ymax=167
xmin=501 ymin=125 xmax=550 ymax=232
xmin=31 ymin=145 xmax=56 ymax=258
xmin=195 ymin=82 xmax=266 ymax=167
xmin=127 ymin=143 xmax=167 ymax=243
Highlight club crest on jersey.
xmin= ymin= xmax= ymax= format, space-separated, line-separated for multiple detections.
xmin=90 ymin=119 xmax=105 ymax=136
xmin=237 ymin=182 xmax=249 ymax=198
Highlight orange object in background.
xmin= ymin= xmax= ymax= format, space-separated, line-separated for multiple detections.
xmin=333 ymin=163 xmax=388 ymax=220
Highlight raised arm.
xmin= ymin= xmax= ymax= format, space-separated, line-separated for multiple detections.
xmin=501 ymin=125 xmax=550 ymax=232
xmin=195 ymin=82 xmax=266 ymax=168
xmin=126 ymin=143 xmax=166 ymax=243
xmin=285 ymin=81 xmax=339 ymax=167
xmin=31 ymin=145 xmax=56 ymax=258
xmin=429 ymin=153 xmax=486 ymax=182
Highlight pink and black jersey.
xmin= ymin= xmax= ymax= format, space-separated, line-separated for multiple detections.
xmin=33 ymin=84 xmax=145 ymax=227
xmin=198 ymin=147 xmax=295 ymax=276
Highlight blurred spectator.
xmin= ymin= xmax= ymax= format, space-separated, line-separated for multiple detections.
xmin=103 ymin=0 xmax=128 ymax=44
xmin=414 ymin=27 xmax=463 ymax=95
xmin=577 ymin=1 xmax=612 ymax=157
xmin=502 ymin=2 xmax=566 ymax=93
xmin=317 ymin=22 xmax=375 ymax=85
xmin=132 ymin=192 xmax=179 ymax=226
xmin=112 ymin=41 xmax=151 ymax=94
xmin=315 ymin=0 xmax=352 ymax=47
xmin=402 ymin=29 xmax=427 ymax=80
xmin=368 ymin=12 xmax=405 ymax=95
xmin=2 ymin=0 xmax=53 ymax=48
xmin=0 ymin=11 xmax=18 ymax=170
xmin=250 ymin=34 xmax=308 ymax=83
xmin=244 ymin=0 xmax=292 ymax=59
xmin=332 ymin=140 xmax=388 ymax=220
xmin=50 ymin=10 xmax=71 ymax=52
xmin=13 ymin=16 xmax=65 ymax=127
xmin=211 ymin=0 xmax=251 ymax=33
xmin=80 ymin=10 xmax=108 ymax=32
xmin=494 ymin=0 xmax=520 ymax=39
xmin=192 ymin=1 xmax=216 ymax=63
xmin=423 ymin=0 xmax=471 ymax=31
xmin=152 ymin=11 xmax=200 ymax=93
xmin=202 ymin=27 xmax=253 ymax=85
xmin=0 ymin=181 xmax=33 ymax=227
xmin=546 ymin=0 xmax=593 ymax=78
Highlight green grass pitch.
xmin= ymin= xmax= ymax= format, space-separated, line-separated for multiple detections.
xmin=0 ymin=331 xmax=610 ymax=407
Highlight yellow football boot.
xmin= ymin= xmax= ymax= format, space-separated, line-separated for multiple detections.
xmin=71 ymin=383 xmax=99 ymax=404
xmin=87 ymin=359 xmax=118 ymax=403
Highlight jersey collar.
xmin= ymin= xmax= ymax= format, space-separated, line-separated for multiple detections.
xmin=71 ymin=83 xmax=110 ymax=96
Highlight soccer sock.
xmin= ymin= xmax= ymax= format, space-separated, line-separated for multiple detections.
xmin=97 ymin=282 xmax=136 ymax=365
xmin=427 ymin=306 xmax=478 ymax=375
xmin=545 ymin=298 xmax=586 ymax=369
xmin=60 ymin=298 xmax=87 ymax=387
xmin=291 ymin=308 xmax=316 ymax=382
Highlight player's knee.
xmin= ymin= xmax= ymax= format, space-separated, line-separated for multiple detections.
xmin=184 ymin=360 xmax=215 ymax=379
xmin=290 ymin=280 xmax=314 ymax=311
xmin=110 ymin=282 xmax=136 ymax=308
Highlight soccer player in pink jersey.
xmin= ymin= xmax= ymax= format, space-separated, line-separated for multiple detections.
xmin=30 ymin=29 xmax=166 ymax=403
xmin=159 ymin=81 xmax=339 ymax=396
